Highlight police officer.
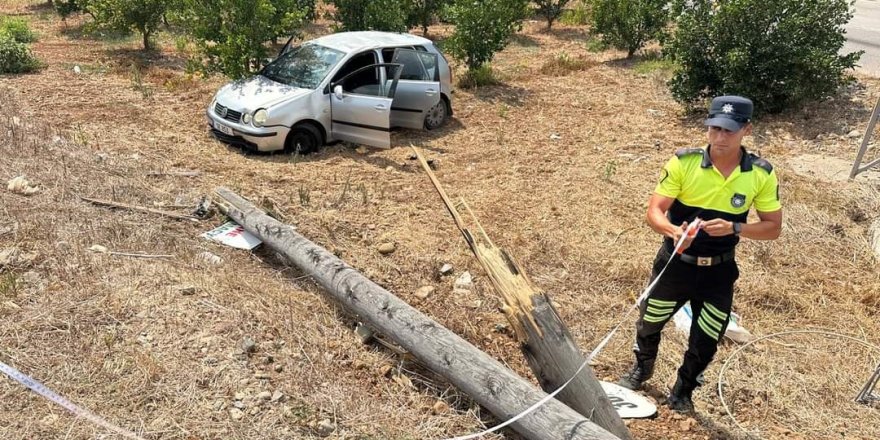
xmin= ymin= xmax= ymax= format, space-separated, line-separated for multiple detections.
xmin=617 ymin=96 xmax=783 ymax=413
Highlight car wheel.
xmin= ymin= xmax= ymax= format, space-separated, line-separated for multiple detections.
xmin=285 ymin=123 xmax=322 ymax=155
xmin=424 ymin=98 xmax=450 ymax=130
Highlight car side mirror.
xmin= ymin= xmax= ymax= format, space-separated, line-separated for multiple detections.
xmin=333 ymin=85 xmax=344 ymax=100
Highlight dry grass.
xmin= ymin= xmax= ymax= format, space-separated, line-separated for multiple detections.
xmin=1 ymin=2 xmax=880 ymax=440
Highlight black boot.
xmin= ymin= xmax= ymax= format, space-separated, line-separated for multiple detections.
xmin=617 ymin=358 xmax=655 ymax=390
xmin=667 ymin=378 xmax=695 ymax=413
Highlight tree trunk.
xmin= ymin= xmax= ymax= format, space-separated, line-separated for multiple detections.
xmin=214 ymin=187 xmax=621 ymax=440
xmin=522 ymin=295 xmax=633 ymax=440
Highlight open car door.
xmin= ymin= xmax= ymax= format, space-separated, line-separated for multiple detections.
xmin=330 ymin=63 xmax=401 ymax=148
xmin=388 ymin=48 xmax=441 ymax=129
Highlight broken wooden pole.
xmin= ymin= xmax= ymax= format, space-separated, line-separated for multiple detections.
xmin=410 ymin=147 xmax=633 ymax=439
xmin=214 ymin=187 xmax=620 ymax=440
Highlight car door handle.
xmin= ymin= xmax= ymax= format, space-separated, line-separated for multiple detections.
xmin=374 ymin=104 xmax=387 ymax=111
xmin=425 ymin=89 xmax=437 ymax=96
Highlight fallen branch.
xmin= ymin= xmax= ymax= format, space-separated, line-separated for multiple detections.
xmin=108 ymin=252 xmax=173 ymax=259
xmin=80 ymin=196 xmax=199 ymax=222
xmin=214 ymin=186 xmax=620 ymax=440
xmin=146 ymin=170 xmax=201 ymax=177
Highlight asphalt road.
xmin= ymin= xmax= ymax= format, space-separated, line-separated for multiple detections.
xmin=846 ymin=0 xmax=880 ymax=76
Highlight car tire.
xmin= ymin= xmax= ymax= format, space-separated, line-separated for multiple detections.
xmin=424 ymin=97 xmax=450 ymax=130
xmin=285 ymin=123 xmax=322 ymax=155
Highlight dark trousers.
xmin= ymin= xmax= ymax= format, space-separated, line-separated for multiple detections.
xmin=634 ymin=247 xmax=739 ymax=390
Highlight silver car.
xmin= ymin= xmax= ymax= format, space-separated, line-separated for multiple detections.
xmin=206 ymin=31 xmax=453 ymax=153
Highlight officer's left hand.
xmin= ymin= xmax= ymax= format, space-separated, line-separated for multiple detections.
xmin=702 ymin=218 xmax=735 ymax=236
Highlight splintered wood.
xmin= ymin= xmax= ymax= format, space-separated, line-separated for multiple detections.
xmin=411 ymin=145 xmax=541 ymax=342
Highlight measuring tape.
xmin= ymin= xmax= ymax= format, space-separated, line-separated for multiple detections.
xmin=0 ymin=360 xmax=147 ymax=440
xmin=444 ymin=219 xmax=704 ymax=439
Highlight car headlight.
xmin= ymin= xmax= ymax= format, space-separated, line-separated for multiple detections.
xmin=242 ymin=112 xmax=253 ymax=124
xmin=253 ymin=109 xmax=268 ymax=127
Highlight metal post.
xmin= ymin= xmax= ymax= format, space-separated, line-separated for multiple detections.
xmin=856 ymin=361 xmax=880 ymax=404
xmin=850 ymin=96 xmax=880 ymax=179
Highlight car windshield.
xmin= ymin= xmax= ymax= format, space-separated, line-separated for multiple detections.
xmin=261 ymin=44 xmax=345 ymax=89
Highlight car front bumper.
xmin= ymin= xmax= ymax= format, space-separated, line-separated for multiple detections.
xmin=206 ymin=110 xmax=288 ymax=152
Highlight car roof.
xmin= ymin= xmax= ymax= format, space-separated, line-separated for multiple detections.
xmin=309 ymin=31 xmax=433 ymax=53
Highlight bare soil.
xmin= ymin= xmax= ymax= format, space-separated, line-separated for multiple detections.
xmin=2 ymin=2 xmax=880 ymax=440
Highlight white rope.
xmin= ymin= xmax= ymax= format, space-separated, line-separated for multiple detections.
xmin=717 ymin=329 xmax=880 ymax=438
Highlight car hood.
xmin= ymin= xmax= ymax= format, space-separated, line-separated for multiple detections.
xmin=215 ymin=75 xmax=310 ymax=112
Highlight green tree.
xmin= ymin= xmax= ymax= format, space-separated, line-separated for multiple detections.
xmin=666 ymin=0 xmax=861 ymax=113
xmin=590 ymin=0 xmax=667 ymax=58
xmin=406 ymin=0 xmax=448 ymax=35
xmin=535 ymin=0 xmax=572 ymax=30
xmin=84 ymin=0 xmax=170 ymax=50
xmin=53 ymin=0 xmax=85 ymax=20
xmin=328 ymin=0 xmax=410 ymax=32
xmin=183 ymin=0 xmax=307 ymax=79
xmin=444 ymin=0 xmax=529 ymax=70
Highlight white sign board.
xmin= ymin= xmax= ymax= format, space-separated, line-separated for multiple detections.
xmin=600 ymin=381 xmax=657 ymax=419
xmin=201 ymin=221 xmax=262 ymax=250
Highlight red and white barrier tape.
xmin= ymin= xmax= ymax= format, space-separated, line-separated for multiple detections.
xmin=0 ymin=360 xmax=146 ymax=440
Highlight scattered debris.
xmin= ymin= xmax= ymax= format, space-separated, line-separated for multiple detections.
xmin=672 ymin=302 xmax=752 ymax=343
xmin=229 ymin=408 xmax=244 ymax=420
xmin=550 ymin=133 xmax=562 ymax=140
xmin=7 ymin=176 xmax=39 ymax=195
xmin=239 ymin=337 xmax=257 ymax=355
xmin=431 ymin=400 xmax=449 ymax=415
xmin=73 ymin=65 xmax=81 ymax=74
xmin=454 ymin=271 xmax=473 ymax=289
xmin=355 ymin=146 xmax=369 ymax=154
xmin=0 ymin=248 xmax=18 ymax=267
xmin=414 ymin=285 xmax=435 ymax=300
xmin=202 ymin=222 xmax=262 ymax=250
xmin=270 ymin=390 xmax=284 ymax=403
xmin=355 ymin=323 xmax=374 ymax=344
xmin=80 ymin=196 xmax=200 ymax=222
xmin=377 ymin=242 xmax=396 ymax=255
xmin=316 ymin=419 xmax=336 ymax=436
xmin=88 ymin=245 xmax=108 ymax=254
xmin=256 ymin=391 xmax=272 ymax=402
xmin=848 ymin=129 xmax=862 ymax=139
xmin=175 ymin=285 xmax=197 ymax=296
xmin=439 ymin=263 xmax=454 ymax=276
xmin=197 ymin=251 xmax=222 ymax=266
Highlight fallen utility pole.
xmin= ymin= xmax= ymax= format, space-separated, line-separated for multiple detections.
xmin=411 ymin=147 xmax=632 ymax=439
xmin=214 ymin=187 xmax=620 ymax=440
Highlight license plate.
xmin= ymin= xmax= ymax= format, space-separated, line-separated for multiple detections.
xmin=215 ymin=121 xmax=234 ymax=136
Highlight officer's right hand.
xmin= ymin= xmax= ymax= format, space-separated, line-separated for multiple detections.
xmin=672 ymin=221 xmax=696 ymax=252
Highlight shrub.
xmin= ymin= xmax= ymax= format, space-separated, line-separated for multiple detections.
xmin=269 ymin=0 xmax=314 ymax=43
xmin=0 ymin=35 xmax=41 ymax=74
xmin=590 ymin=0 xmax=668 ymax=58
xmin=0 ymin=17 xmax=37 ymax=43
xmin=54 ymin=0 xmax=84 ymax=19
xmin=182 ymin=0 xmax=308 ymax=79
xmin=457 ymin=64 xmax=500 ymax=88
xmin=539 ymin=52 xmax=595 ymax=75
xmin=535 ymin=0 xmax=572 ymax=30
xmin=406 ymin=0 xmax=448 ymax=35
xmin=444 ymin=0 xmax=529 ymax=71
xmin=83 ymin=0 xmax=171 ymax=50
xmin=328 ymin=0 xmax=409 ymax=32
xmin=559 ymin=1 xmax=589 ymax=26
xmin=666 ymin=0 xmax=861 ymax=114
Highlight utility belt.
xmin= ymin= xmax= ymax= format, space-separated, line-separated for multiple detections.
xmin=679 ymin=250 xmax=735 ymax=266
xmin=661 ymin=247 xmax=736 ymax=267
